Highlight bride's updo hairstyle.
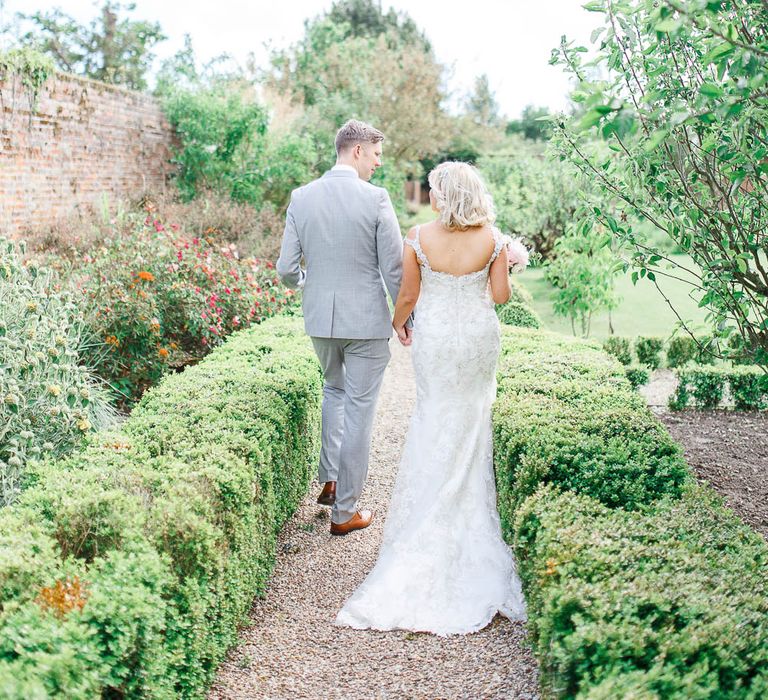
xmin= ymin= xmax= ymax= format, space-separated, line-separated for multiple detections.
xmin=427 ymin=161 xmax=496 ymax=232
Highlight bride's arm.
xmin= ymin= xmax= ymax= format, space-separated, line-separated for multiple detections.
xmin=392 ymin=233 xmax=421 ymax=342
xmin=489 ymin=246 xmax=512 ymax=304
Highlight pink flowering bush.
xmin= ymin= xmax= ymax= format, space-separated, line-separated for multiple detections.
xmin=65 ymin=215 xmax=298 ymax=404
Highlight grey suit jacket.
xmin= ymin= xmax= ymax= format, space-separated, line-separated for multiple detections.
xmin=276 ymin=169 xmax=403 ymax=339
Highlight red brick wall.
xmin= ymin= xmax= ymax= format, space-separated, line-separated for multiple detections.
xmin=0 ymin=71 xmax=174 ymax=237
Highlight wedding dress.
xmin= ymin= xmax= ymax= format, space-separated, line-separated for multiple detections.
xmin=334 ymin=225 xmax=527 ymax=636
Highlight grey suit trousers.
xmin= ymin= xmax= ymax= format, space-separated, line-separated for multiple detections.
xmin=311 ymin=337 xmax=391 ymax=524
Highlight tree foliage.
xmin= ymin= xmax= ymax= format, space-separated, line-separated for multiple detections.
xmin=268 ymin=0 xmax=450 ymax=179
xmin=17 ymin=1 xmax=165 ymax=90
xmin=506 ymin=104 xmax=552 ymax=141
xmin=546 ymin=221 xmax=623 ymax=337
xmin=551 ymin=0 xmax=768 ymax=367
xmin=466 ymin=73 xmax=502 ymax=128
xmin=480 ymin=137 xmax=588 ymax=258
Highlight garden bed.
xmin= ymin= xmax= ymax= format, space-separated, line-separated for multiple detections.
xmin=639 ymin=370 xmax=768 ymax=539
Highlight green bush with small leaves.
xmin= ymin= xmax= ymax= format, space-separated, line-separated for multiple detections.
xmin=602 ymin=336 xmax=632 ymax=365
xmin=624 ymin=365 xmax=649 ymax=388
xmin=494 ymin=327 xmax=768 ymax=697
xmin=496 ymin=301 xmax=542 ymax=329
xmin=634 ymin=335 xmax=664 ymax=369
xmin=670 ymin=365 xmax=767 ymax=411
xmin=513 ymin=484 xmax=768 ymax=698
xmin=0 ymin=316 xmax=321 ymax=698
xmin=494 ymin=328 xmax=690 ymax=531
xmin=666 ymin=334 xmax=697 ymax=368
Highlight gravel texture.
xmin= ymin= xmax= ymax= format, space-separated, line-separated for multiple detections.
xmin=641 ymin=369 xmax=768 ymax=539
xmin=208 ymin=340 xmax=540 ymax=700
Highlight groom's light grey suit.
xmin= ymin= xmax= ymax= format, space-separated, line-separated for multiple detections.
xmin=276 ymin=166 xmax=403 ymax=524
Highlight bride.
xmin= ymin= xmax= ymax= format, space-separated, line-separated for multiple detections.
xmin=334 ymin=161 xmax=527 ymax=636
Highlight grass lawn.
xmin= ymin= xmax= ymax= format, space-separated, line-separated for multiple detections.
xmin=516 ymin=255 xmax=710 ymax=340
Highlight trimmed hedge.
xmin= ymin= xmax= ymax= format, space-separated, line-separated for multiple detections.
xmin=624 ymin=364 xmax=649 ymax=388
xmin=514 ymin=484 xmax=768 ymax=699
xmin=602 ymin=335 xmax=632 ymax=365
xmin=493 ymin=327 xmax=768 ymax=697
xmin=635 ymin=335 xmax=665 ymax=369
xmin=670 ymin=364 xmax=768 ymax=410
xmin=496 ymin=301 xmax=542 ymax=328
xmin=0 ymin=316 xmax=321 ymax=698
xmin=494 ymin=328 xmax=690 ymax=527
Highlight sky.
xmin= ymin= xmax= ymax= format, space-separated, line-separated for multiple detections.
xmin=0 ymin=0 xmax=601 ymax=119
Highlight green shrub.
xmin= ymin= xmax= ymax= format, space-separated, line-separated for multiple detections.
xmin=496 ymin=301 xmax=542 ymax=328
xmin=671 ymin=365 xmax=768 ymax=410
xmin=494 ymin=328 xmax=689 ymax=533
xmin=513 ymin=484 xmax=768 ymax=698
xmin=634 ymin=335 xmax=664 ymax=369
xmin=729 ymin=367 xmax=768 ymax=410
xmin=0 ymin=316 xmax=321 ymax=697
xmin=0 ymin=239 xmax=117 ymax=505
xmin=666 ymin=334 xmax=697 ymax=368
xmin=602 ymin=336 xmax=632 ymax=365
xmin=624 ymin=365 xmax=649 ymax=388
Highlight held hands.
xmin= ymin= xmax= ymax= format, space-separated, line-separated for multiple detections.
xmin=394 ymin=324 xmax=412 ymax=346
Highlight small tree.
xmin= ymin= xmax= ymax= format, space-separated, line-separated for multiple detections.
xmin=546 ymin=222 xmax=622 ymax=337
xmin=506 ymin=105 xmax=552 ymax=141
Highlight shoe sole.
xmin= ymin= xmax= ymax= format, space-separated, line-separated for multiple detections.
xmin=329 ymin=521 xmax=372 ymax=536
xmin=316 ymin=496 xmax=335 ymax=506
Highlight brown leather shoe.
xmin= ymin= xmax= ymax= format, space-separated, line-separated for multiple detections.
xmin=316 ymin=481 xmax=336 ymax=506
xmin=330 ymin=509 xmax=374 ymax=536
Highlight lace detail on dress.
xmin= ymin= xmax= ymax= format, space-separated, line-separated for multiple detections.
xmin=404 ymin=225 xmax=431 ymax=269
xmin=334 ymin=222 xmax=527 ymax=637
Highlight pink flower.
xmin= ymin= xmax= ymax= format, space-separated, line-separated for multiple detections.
xmin=177 ymin=250 xmax=183 ymax=261
xmin=503 ymin=235 xmax=530 ymax=273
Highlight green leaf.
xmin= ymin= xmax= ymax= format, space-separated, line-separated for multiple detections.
xmin=702 ymin=42 xmax=734 ymax=66
xmin=578 ymin=109 xmax=605 ymax=130
xmin=643 ymin=129 xmax=669 ymax=152
xmin=582 ymin=1 xmax=604 ymax=11
xmin=699 ymin=83 xmax=724 ymax=98
xmin=655 ymin=18 xmax=682 ymax=32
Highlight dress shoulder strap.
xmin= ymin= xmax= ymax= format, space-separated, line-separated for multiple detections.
xmin=405 ymin=224 xmax=431 ymax=269
xmin=486 ymin=226 xmax=505 ymax=268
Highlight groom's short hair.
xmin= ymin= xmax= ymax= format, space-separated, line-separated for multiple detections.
xmin=335 ymin=120 xmax=385 ymax=155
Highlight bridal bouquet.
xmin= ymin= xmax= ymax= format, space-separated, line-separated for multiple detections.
xmin=501 ymin=234 xmax=530 ymax=273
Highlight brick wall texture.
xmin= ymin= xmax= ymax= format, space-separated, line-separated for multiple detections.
xmin=0 ymin=71 xmax=174 ymax=237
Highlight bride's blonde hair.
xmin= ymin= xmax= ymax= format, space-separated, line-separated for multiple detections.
xmin=427 ymin=161 xmax=496 ymax=231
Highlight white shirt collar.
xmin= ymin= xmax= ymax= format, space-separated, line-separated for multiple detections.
xmin=331 ymin=163 xmax=358 ymax=174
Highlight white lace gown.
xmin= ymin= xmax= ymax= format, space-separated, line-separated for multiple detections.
xmin=334 ymin=226 xmax=527 ymax=636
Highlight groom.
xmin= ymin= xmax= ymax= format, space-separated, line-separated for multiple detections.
xmin=276 ymin=119 xmax=405 ymax=536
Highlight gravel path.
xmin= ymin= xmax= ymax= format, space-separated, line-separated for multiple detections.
xmin=209 ymin=340 xmax=540 ymax=700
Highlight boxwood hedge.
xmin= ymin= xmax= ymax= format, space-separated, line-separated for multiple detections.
xmin=0 ymin=316 xmax=321 ymax=698
xmin=495 ymin=327 xmax=768 ymax=697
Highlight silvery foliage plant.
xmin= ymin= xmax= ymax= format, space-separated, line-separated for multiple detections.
xmin=0 ymin=239 xmax=116 ymax=506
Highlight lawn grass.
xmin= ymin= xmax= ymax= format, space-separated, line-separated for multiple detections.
xmin=516 ymin=255 xmax=709 ymax=340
